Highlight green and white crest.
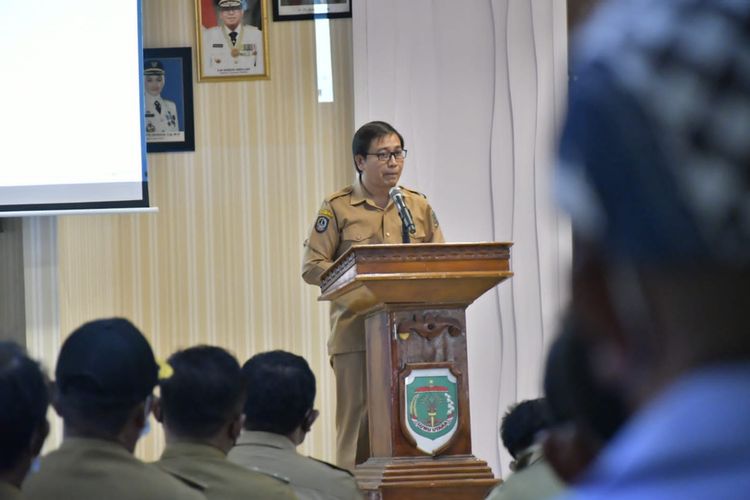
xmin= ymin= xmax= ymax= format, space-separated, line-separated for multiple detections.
xmin=403 ymin=368 xmax=458 ymax=455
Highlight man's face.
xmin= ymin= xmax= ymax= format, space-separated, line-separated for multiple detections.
xmin=220 ymin=7 xmax=244 ymax=30
xmin=356 ymin=133 xmax=405 ymax=194
xmin=145 ymin=75 xmax=164 ymax=97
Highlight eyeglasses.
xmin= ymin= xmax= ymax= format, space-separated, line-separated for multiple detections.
xmin=366 ymin=149 xmax=408 ymax=162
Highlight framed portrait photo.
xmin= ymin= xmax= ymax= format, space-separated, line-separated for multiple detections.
xmin=143 ymin=47 xmax=195 ymax=153
xmin=195 ymin=0 xmax=270 ymax=81
xmin=272 ymin=0 xmax=351 ymax=21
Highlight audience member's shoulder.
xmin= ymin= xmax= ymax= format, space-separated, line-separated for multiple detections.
xmin=157 ymin=453 xmax=294 ymax=500
xmin=223 ymin=458 xmax=295 ymax=493
xmin=144 ymin=463 xmax=208 ymax=499
xmin=0 ymin=482 xmax=23 ymax=500
xmin=302 ymin=456 xmax=361 ymax=499
xmin=307 ymin=456 xmax=354 ymax=478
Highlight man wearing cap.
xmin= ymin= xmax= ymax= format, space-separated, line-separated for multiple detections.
xmin=144 ymin=60 xmax=179 ymax=136
xmin=154 ymin=345 xmax=296 ymax=500
xmin=202 ymin=0 xmax=264 ymax=76
xmin=229 ymin=350 xmax=362 ymax=500
xmin=555 ymin=1 xmax=750 ymax=498
xmin=23 ymin=318 xmax=204 ymax=500
xmin=0 ymin=342 xmax=49 ymax=500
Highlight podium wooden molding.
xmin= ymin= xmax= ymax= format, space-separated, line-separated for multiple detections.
xmin=320 ymin=243 xmax=513 ymax=500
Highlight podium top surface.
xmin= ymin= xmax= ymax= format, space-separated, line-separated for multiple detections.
xmin=319 ymin=242 xmax=513 ymax=310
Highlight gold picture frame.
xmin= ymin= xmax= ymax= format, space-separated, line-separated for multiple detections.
xmin=195 ymin=0 xmax=270 ymax=82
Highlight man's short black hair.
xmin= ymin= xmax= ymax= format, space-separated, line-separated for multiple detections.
xmin=241 ymin=350 xmax=315 ymax=435
xmin=0 ymin=342 xmax=48 ymax=471
xmin=351 ymin=121 xmax=405 ymax=174
xmin=160 ymin=345 xmax=245 ymax=439
xmin=500 ymin=398 xmax=552 ymax=459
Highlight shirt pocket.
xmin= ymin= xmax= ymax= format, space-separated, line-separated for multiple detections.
xmin=341 ymin=221 xmax=378 ymax=246
xmin=410 ymin=228 xmax=428 ymax=243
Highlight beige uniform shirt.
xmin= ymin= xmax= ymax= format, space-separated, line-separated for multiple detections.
xmin=155 ymin=441 xmax=296 ymax=500
xmin=302 ymin=180 xmax=445 ymax=354
xmin=228 ymin=431 xmax=362 ymax=500
xmin=484 ymin=451 xmax=564 ymax=500
xmin=23 ymin=437 xmax=204 ymax=500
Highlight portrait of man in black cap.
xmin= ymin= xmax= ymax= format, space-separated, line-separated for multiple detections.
xmin=200 ymin=0 xmax=266 ymax=79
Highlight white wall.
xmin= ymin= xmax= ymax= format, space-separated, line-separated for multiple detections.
xmin=353 ymin=0 xmax=571 ymax=477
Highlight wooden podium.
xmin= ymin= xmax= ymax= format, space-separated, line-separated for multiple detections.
xmin=319 ymin=242 xmax=513 ymax=500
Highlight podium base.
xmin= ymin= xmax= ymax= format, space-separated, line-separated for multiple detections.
xmin=355 ymin=455 xmax=500 ymax=500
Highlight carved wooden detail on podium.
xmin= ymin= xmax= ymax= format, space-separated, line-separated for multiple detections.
xmin=395 ymin=313 xmax=462 ymax=341
xmin=393 ymin=309 xmax=466 ymax=368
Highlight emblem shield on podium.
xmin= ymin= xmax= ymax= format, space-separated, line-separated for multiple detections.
xmin=402 ymin=366 xmax=459 ymax=455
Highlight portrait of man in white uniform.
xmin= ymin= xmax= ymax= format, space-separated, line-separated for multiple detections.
xmin=200 ymin=0 xmax=266 ymax=79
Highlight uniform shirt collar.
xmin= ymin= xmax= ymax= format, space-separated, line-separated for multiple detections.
xmin=236 ymin=430 xmax=297 ymax=451
xmin=351 ymin=178 xmax=391 ymax=210
xmin=350 ymin=178 xmax=368 ymax=206
xmin=223 ymin=23 xmax=242 ymax=36
xmin=161 ymin=440 xmax=226 ymax=460
xmin=61 ymin=436 xmax=133 ymax=455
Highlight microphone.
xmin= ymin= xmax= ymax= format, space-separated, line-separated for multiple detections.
xmin=388 ymin=187 xmax=416 ymax=235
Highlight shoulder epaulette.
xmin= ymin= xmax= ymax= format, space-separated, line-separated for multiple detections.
xmin=325 ymin=185 xmax=354 ymax=202
xmin=400 ymin=186 xmax=427 ymax=199
xmin=308 ymin=456 xmax=355 ymax=477
xmin=247 ymin=465 xmax=291 ymax=484
xmin=158 ymin=466 xmax=209 ymax=491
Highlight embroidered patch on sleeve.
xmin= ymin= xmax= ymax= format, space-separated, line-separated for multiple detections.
xmin=315 ymin=215 xmax=330 ymax=233
xmin=431 ymin=209 xmax=440 ymax=228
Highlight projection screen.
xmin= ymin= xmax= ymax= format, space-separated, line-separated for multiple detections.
xmin=0 ymin=1 xmax=150 ymax=216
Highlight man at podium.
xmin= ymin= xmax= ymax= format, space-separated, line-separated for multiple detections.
xmin=302 ymin=121 xmax=445 ymax=471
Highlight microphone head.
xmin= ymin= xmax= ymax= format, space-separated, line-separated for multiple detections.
xmin=388 ymin=187 xmax=402 ymax=199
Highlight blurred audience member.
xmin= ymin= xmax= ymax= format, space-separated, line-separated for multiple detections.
xmin=556 ymin=0 xmax=750 ymax=497
xmin=0 ymin=342 xmax=49 ymax=499
xmin=542 ymin=319 xmax=628 ymax=485
xmin=23 ymin=318 xmax=203 ymax=500
xmin=229 ymin=350 xmax=362 ymax=500
xmin=485 ymin=399 xmax=564 ymax=500
xmin=154 ymin=346 xmax=296 ymax=500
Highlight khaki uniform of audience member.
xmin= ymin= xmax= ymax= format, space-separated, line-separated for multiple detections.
xmin=302 ymin=180 xmax=444 ymax=470
xmin=229 ymin=431 xmax=362 ymax=500
xmin=156 ymin=442 xmax=295 ymax=500
xmin=0 ymin=481 xmax=22 ymax=500
xmin=23 ymin=438 xmax=204 ymax=500
xmin=484 ymin=448 xmax=564 ymax=500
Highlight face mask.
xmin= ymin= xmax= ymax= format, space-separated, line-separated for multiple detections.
xmin=140 ymin=395 xmax=153 ymax=438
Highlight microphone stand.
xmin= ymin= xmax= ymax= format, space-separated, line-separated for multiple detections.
xmin=401 ymin=217 xmax=411 ymax=244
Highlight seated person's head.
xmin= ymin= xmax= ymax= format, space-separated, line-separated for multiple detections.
xmin=542 ymin=315 xmax=629 ymax=483
xmin=0 ymin=342 xmax=49 ymax=487
xmin=157 ymin=345 xmax=245 ymax=452
xmin=500 ymin=398 xmax=552 ymax=471
xmin=241 ymin=350 xmax=317 ymax=445
xmin=54 ymin=318 xmax=159 ymax=453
